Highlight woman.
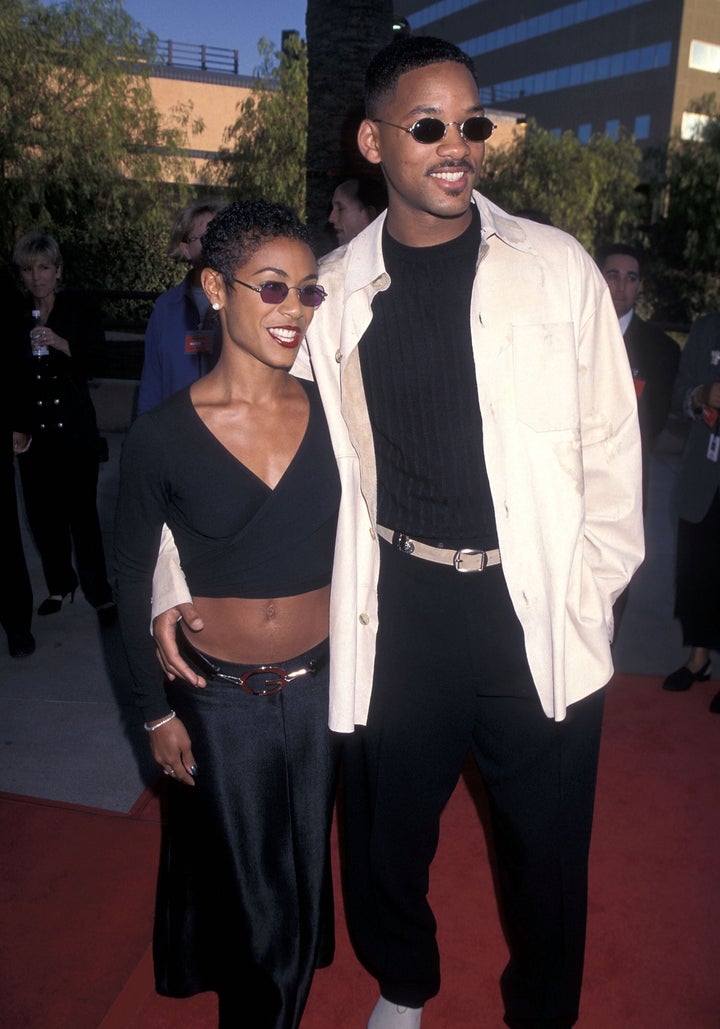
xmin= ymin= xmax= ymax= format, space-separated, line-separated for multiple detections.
xmin=114 ymin=201 xmax=340 ymax=1028
xmin=136 ymin=198 xmax=224 ymax=414
xmin=662 ymin=311 xmax=720 ymax=713
xmin=11 ymin=231 xmax=116 ymax=623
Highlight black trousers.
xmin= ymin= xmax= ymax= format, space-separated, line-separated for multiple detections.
xmin=0 ymin=449 xmax=33 ymax=640
xmin=18 ymin=440 xmax=112 ymax=608
xmin=342 ymin=541 xmax=604 ymax=1029
xmin=674 ymin=490 xmax=720 ymax=653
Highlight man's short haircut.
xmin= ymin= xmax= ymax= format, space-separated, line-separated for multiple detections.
xmin=339 ymin=175 xmax=388 ymax=216
xmin=364 ymin=35 xmax=479 ymax=118
xmin=596 ymin=242 xmax=646 ymax=279
xmin=167 ymin=198 xmax=226 ymax=260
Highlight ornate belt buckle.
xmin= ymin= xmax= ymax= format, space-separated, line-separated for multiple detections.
xmin=238 ymin=665 xmax=289 ymax=696
xmin=394 ymin=532 xmax=415 ymax=555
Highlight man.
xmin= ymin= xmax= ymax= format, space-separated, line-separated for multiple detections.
xmin=328 ymin=174 xmax=387 ymax=245
xmin=596 ymin=243 xmax=680 ymax=508
xmin=151 ymin=36 xmax=643 ymax=1029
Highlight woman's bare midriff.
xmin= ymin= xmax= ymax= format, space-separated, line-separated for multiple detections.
xmin=179 ymin=584 xmax=331 ymax=664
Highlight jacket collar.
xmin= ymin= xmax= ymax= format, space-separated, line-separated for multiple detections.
xmin=336 ymin=190 xmax=537 ymax=298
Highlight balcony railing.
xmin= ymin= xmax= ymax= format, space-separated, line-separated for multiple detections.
xmin=152 ymin=39 xmax=241 ymax=76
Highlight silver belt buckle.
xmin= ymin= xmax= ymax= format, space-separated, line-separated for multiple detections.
xmin=453 ymin=548 xmax=487 ymax=573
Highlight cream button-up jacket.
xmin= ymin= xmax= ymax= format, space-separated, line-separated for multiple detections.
xmin=293 ymin=193 xmax=643 ymax=730
xmin=153 ymin=192 xmax=644 ymax=731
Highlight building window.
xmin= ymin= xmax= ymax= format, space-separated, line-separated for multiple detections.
xmin=411 ymin=0 xmax=653 ymax=50
xmin=578 ymin=123 xmax=592 ymax=143
xmin=634 ymin=114 xmax=650 ymax=139
xmin=681 ymin=111 xmax=710 ymax=140
xmin=606 ymin=119 xmax=620 ymax=139
xmin=480 ymin=42 xmax=672 ymax=104
xmin=689 ymin=40 xmax=720 ymax=73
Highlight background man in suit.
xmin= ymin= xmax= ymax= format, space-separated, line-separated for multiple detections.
xmin=596 ymin=243 xmax=680 ymax=510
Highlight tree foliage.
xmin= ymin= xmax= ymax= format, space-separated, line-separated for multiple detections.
xmin=481 ymin=119 xmax=644 ymax=254
xmin=647 ymin=94 xmax=720 ymax=323
xmin=0 ymin=0 xmax=197 ymax=290
xmin=209 ymin=35 xmax=308 ymax=214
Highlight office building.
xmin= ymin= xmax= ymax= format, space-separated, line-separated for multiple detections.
xmin=399 ymin=0 xmax=720 ymax=146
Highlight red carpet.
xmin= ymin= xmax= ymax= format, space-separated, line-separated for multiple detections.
xmin=1 ymin=675 xmax=718 ymax=1028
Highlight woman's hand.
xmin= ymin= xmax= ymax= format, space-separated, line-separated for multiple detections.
xmin=30 ymin=325 xmax=70 ymax=356
xmin=694 ymin=382 xmax=720 ymax=410
xmin=153 ymin=604 xmax=207 ymax=686
xmin=707 ymin=383 xmax=720 ymax=410
xmin=12 ymin=431 xmax=31 ymax=455
xmin=147 ymin=715 xmax=198 ymax=786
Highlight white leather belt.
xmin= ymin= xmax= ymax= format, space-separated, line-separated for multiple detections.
xmin=376 ymin=525 xmax=501 ymax=573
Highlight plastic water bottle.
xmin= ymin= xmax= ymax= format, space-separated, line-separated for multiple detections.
xmin=31 ymin=309 xmax=49 ymax=357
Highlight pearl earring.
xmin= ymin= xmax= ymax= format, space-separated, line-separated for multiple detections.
xmin=212 ymin=301 xmax=220 ymax=311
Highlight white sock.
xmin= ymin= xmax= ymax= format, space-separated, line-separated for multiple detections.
xmin=367 ymin=995 xmax=423 ymax=1029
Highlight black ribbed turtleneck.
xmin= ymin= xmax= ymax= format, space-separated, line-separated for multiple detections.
xmin=358 ymin=204 xmax=498 ymax=549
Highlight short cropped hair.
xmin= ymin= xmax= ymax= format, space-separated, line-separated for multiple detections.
xmin=202 ymin=200 xmax=312 ymax=289
xmin=12 ymin=230 xmax=62 ymax=272
xmin=339 ymin=175 xmax=388 ymax=216
xmin=595 ymin=242 xmax=646 ymax=279
xmin=365 ymin=35 xmax=479 ymax=117
xmin=167 ymin=198 xmax=225 ymax=260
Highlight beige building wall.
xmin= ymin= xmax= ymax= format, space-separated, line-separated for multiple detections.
xmin=150 ymin=76 xmax=253 ymax=159
xmin=672 ymin=0 xmax=720 ymax=133
xmin=147 ymin=71 xmax=523 ymax=183
xmin=145 ymin=70 xmax=254 ymax=182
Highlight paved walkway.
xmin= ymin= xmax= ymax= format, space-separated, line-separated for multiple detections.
xmin=0 ymin=381 xmax=696 ymax=812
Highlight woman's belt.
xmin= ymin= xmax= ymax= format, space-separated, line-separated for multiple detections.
xmin=176 ymin=629 xmax=329 ymax=696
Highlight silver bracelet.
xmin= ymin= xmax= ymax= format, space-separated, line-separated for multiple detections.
xmin=143 ymin=710 xmax=176 ymax=732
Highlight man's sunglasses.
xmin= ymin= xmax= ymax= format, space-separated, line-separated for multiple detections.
xmin=373 ymin=115 xmax=496 ymax=144
xmin=233 ymin=279 xmax=328 ymax=309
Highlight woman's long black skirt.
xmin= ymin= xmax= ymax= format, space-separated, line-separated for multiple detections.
xmin=154 ymin=637 xmax=338 ymax=1029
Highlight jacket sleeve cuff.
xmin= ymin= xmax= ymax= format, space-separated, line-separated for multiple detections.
xmin=150 ymin=524 xmax=192 ymax=626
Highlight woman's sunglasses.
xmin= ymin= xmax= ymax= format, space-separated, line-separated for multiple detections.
xmin=234 ymin=279 xmax=327 ymax=309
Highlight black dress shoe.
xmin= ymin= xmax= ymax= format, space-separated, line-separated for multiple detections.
xmin=662 ymin=659 xmax=711 ymax=692
xmin=8 ymin=632 xmax=36 ymax=659
xmin=710 ymin=691 xmax=720 ymax=714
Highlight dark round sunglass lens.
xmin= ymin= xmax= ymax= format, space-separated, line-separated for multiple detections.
xmin=463 ymin=117 xmax=495 ymax=141
xmin=411 ymin=118 xmax=446 ymax=144
xmin=259 ymin=282 xmax=289 ymax=303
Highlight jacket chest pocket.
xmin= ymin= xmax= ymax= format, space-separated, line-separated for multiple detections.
xmin=512 ymin=323 xmax=580 ymax=432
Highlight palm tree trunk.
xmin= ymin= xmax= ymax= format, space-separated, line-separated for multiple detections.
xmin=306 ymin=0 xmax=394 ymax=250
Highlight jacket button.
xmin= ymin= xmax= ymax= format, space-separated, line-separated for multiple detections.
xmin=335 ymin=349 xmax=342 ymax=363
xmin=359 ymin=613 xmax=370 ymax=625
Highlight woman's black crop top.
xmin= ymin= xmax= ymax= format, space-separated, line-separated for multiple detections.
xmin=114 ymin=378 xmax=340 ymax=718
